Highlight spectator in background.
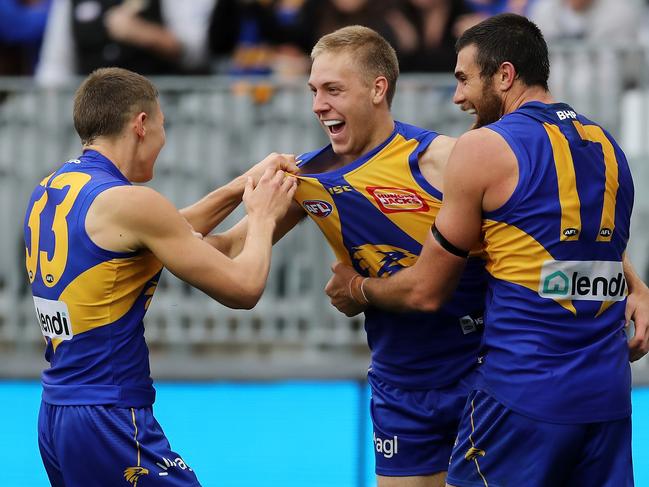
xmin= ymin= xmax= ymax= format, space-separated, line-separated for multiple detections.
xmin=36 ymin=0 xmax=215 ymax=87
xmin=529 ymin=0 xmax=643 ymax=124
xmin=529 ymin=0 xmax=640 ymax=42
xmin=0 ymin=0 xmax=51 ymax=75
xmin=208 ymin=0 xmax=400 ymax=77
xmin=384 ymin=0 xmax=473 ymax=73
xmin=462 ymin=0 xmax=530 ymax=16
xmin=453 ymin=0 xmax=533 ymax=37
xmin=208 ymin=0 xmax=309 ymax=76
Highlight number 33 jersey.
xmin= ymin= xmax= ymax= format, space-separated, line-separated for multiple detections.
xmin=480 ymin=102 xmax=635 ymax=423
xmin=23 ymin=150 xmax=163 ymax=407
xmin=294 ymin=121 xmax=488 ymax=389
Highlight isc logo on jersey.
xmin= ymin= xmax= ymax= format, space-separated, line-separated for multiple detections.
xmin=303 ymin=200 xmax=333 ymax=217
xmin=33 ymin=296 xmax=73 ymax=340
xmin=367 ymin=187 xmax=429 ymax=214
xmin=539 ymin=260 xmax=626 ymax=301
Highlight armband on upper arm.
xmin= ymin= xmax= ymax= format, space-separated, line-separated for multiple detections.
xmin=431 ymin=223 xmax=469 ymax=258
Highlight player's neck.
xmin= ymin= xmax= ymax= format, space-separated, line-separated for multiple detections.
xmin=503 ymin=85 xmax=554 ymax=115
xmin=83 ymin=136 xmax=137 ymax=180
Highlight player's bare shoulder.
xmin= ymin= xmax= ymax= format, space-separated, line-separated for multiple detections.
xmin=86 ymin=185 xmax=172 ymax=253
xmin=418 ymin=134 xmax=456 ymax=190
xmin=450 ymin=128 xmax=518 ymax=212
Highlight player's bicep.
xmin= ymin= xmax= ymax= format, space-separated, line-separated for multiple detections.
xmin=120 ymin=189 xmax=235 ymax=290
xmin=434 ymin=132 xmax=486 ymax=252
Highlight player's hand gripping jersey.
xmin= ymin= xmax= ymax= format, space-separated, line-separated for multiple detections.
xmin=295 ymin=121 xmax=487 ymax=388
xmin=478 ymin=102 xmax=634 ymax=423
xmin=24 ymin=150 xmax=162 ymax=407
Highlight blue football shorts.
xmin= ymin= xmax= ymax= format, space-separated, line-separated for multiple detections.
xmin=368 ymin=368 xmax=476 ymax=477
xmin=447 ymin=389 xmax=633 ymax=487
xmin=38 ymin=401 xmax=201 ymax=486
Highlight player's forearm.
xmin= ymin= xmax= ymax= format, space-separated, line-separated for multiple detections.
xmin=180 ymin=175 xmax=247 ymax=235
xmin=361 ymin=266 xmax=447 ymax=313
xmin=358 ymin=248 xmax=465 ymax=313
xmin=228 ymin=216 xmax=276 ymax=308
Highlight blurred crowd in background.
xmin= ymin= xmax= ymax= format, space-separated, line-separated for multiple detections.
xmin=1 ymin=0 xmax=648 ymax=85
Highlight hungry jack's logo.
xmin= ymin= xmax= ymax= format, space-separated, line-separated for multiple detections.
xmin=367 ymin=187 xmax=429 ymax=213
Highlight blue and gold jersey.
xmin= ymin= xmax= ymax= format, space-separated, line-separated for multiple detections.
xmin=478 ymin=102 xmax=634 ymax=423
xmin=24 ymin=150 xmax=163 ymax=407
xmin=295 ymin=121 xmax=487 ymax=388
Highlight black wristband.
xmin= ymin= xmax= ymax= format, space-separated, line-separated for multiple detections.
xmin=431 ymin=223 xmax=470 ymax=258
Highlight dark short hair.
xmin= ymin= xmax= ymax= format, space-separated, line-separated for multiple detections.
xmin=73 ymin=67 xmax=159 ymax=145
xmin=456 ymin=13 xmax=549 ymax=90
xmin=311 ymin=25 xmax=399 ymax=108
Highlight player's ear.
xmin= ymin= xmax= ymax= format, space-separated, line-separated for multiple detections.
xmin=134 ymin=112 xmax=148 ymax=137
xmin=372 ymin=76 xmax=389 ymax=105
xmin=498 ymin=62 xmax=517 ymax=91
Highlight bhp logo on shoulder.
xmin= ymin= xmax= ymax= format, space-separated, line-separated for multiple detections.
xmin=33 ymin=296 xmax=74 ymax=340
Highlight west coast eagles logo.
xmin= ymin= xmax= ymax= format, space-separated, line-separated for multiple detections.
xmin=124 ymin=466 xmax=149 ymax=485
xmin=351 ymin=244 xmax=418 ymax=277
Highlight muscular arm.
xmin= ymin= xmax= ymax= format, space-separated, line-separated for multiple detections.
xmin=179 ymin=174 xmax=247 ymax=236
xmin=417 ymin=134 xmax=456 ymax=191
xmin=88 ymin=172 xmax=296 ymax=309
xmin=623 ymin=255 xmax=649 ymax=361
xmin=180 ymin=153 xmax=299 ymax=236
xmin=206 ymin=200 xmax=306 ymax=257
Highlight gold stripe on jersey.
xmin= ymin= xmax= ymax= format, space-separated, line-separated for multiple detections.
xmin=345 ymin=134 xmax=442 ymax=245
xmin=543 ymin=123 xmax=581 ymax=241
xmin=573 ymin=122 xmax=619 ymax=242
xmin=483 ymin=219 xmax=576 ymax=315
xmin=26 ymin=191 xmax=48 ymax=284
xmin=51 ymin=252 xmax=162 ymax=351
xmin=595 ymin=300 xmax=617 ymax=318
xmin=294 ymin=176 xmax=351 ymax=265
xmin=41 ymin=172 xmax=93 ymax=288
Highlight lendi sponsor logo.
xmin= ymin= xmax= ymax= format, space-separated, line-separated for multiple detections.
xmin=539 ymin=260 xmax=626 ymax=301
xmin=33 ymin=296 xmax=73 ymax=340
xmin=367 ymin=187 xmax=429 ymax=214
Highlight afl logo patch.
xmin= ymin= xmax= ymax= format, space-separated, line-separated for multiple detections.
xmin=367 ymin=187 xmax=429 ymax=214
xmin=303 ymin=199 xmax=333 ymax=217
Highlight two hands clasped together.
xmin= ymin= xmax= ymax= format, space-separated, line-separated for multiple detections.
xmin=186 ymin=152 xmax=299 ymax=241
xmin=241 ymin=153 xmax=300 ymax=226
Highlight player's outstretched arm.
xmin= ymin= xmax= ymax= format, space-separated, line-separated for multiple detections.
xmin=624 ymin=255 xmax=649 ymax=362
xmin=205 ymin=201 xmax=306 ymax=258
xmin=89 ymin=169 xmax=297 ymax=309
xmin=180 ymin=153 xmax=299 ymax=236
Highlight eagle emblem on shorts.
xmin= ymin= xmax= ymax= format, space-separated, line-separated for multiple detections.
xmin=464 ymin=446 xmax=486 ymax=461
xmin=124 ymin=466 xmax=149 ymax=485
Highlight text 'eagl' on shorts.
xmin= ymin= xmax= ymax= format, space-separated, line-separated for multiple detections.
xmin=38 ymin=401 xmax=201 ymax=487
xmin=368 ymin=368 xmax=476 ymax=477
xmin=446 ymin=389 xmax=633 ymax=487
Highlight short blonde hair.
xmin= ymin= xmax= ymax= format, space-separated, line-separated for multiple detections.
xmin=311 ymin=25 xmax=399 ymax=108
